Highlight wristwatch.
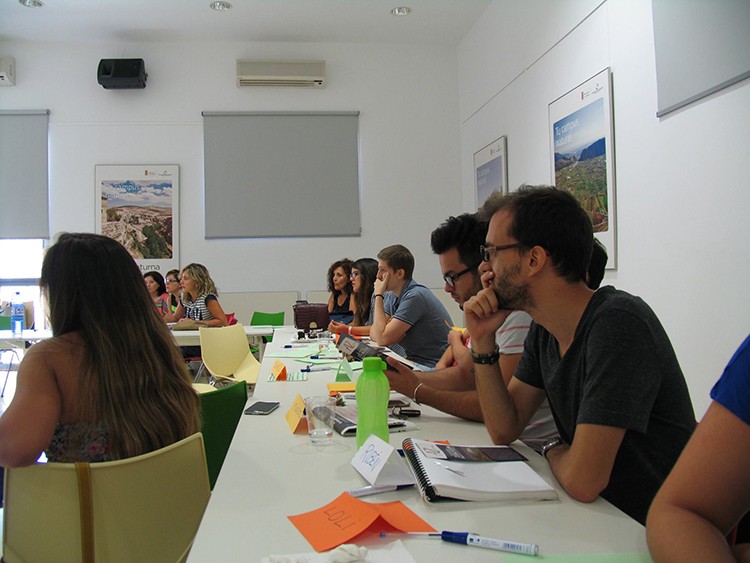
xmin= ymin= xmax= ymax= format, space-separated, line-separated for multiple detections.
xmin=541 ymin=436 xmax=564 ymax=459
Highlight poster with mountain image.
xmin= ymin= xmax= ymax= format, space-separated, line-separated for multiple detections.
xmin=95 ymin=165 xmax=179 ymax=273
xmin=549 ymin=68 xmax=616 ymax=268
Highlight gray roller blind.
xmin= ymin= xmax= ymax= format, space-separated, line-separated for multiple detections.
xmin=203 ymin=111 xmax=361 ymax=238
xmin=652 ymin=0 xmax=750 ymax=117
xmin=0 ymin=110 xmax=50 ymax=239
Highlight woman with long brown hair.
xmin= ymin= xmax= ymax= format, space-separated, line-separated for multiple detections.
xmin=0 ymin=233 xmax=200 ymax=466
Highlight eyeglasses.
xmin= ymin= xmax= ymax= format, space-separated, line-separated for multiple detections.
xmin=349 ymin=271 xmax=361 ymax=279
xmin=480 ymin=243 xmax=524 ymax=262
xmin=442 ymin=267 xmax=473 ymax=288
xmin=165 ymin=278 xmax=178 ymax=283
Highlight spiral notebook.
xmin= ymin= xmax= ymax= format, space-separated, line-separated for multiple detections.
xmin=401 ymin=438 xmax=558 ymax=503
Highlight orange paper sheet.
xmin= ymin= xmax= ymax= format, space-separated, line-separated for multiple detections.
xmin=288 ymin=492 xmax=435 ymax=552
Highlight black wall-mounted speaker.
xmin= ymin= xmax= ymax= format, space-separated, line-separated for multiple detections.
xmin=97 ymin=59 xmax=147 ymax=89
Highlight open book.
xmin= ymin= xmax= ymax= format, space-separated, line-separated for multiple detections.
xmin=402 ymin=438 xmax=558 ymax=503
xmin=336 ymin=334 xmax=422 ymax=370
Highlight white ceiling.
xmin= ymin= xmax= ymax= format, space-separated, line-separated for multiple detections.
xmin=0 ymin=0 xmax=491 ymax=46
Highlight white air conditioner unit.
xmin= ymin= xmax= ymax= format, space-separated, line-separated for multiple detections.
xmin=0 ymin=57 xmax=16 ymax=86
xmin=236 ymin=59 xmax=325 ymax=88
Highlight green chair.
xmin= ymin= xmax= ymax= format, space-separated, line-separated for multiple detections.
xmin=250 ymin=311 xmax=285 ymax=343
xmin=198 ymin=380 xmax=247 ymax=489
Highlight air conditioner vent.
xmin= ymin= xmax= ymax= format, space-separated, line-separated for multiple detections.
xmin=236 ymin=59 xmax=326 ymax=88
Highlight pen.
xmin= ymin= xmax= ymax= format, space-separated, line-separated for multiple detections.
xmin=301 ymin=366 xmax=333 ymax=373
xmin=347 ymin=484 xmax=413 ymax=498
xmin=380 ymin=531 xmax=539 ymax=556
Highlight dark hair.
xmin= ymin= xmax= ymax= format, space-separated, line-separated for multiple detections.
xmin=143 ymin=270 xmax=167 ymax=295
xmin=327 ymin=259 xmax=354 ymax=297
xmin=377 ymin=244 xmax=414 ymax=280
xmin=431 ymin=213 xmax=488 ymax=272
xmin=352 ymin=257 xmax=378 ymax=326
xmin=481 ymin=185 xmax=593 ymax=283
xmin=40 ymin=233 xmax=200 ymax=459
xmin=587 ymin=238 xmax=608 ymax=290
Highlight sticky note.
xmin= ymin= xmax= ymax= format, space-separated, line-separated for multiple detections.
xmin=288 ymin=492 xmax=435 ymax=552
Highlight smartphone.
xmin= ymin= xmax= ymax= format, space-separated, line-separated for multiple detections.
xmin=244 ymin=401 xmax=280 ymax=415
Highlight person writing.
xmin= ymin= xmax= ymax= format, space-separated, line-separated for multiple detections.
xmin=647 ymin=333 xmax=750 ymax=562
xmin=328 ymin=257 xmax=378 ymax=337
xmin=0 ymin=233 xmax=200 ymax=469
xmin=462 ymin=186 xmax=694 ymax=524
xmin=326 ymin=258 xmax=355 ymax=324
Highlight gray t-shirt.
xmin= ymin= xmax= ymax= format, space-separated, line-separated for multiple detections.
xmin=515 ymin=286 xmax=695 ymax=524
xmin=382 ymin=279 xmax=452 ymax=368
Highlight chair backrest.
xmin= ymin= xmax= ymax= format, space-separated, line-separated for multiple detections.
xmin=198 ymin=381 xmax=247 ymax=489
xmin=198 ymin=324 xmax=251 ymax=377
xmin=3 ymin=433 xmax=210 ymax=563
xmin=250 ymin=311 xmax=285 ymax=342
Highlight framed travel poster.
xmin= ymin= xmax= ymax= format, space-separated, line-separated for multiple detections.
xmin=549 ymin=68 xmax=617 ymax=269
xmin=95 ymin=164 xmax=179 ymax=273
xmin=474 ymin=136 xmax=508 ymax=210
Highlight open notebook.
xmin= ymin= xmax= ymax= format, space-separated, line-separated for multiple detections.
xmin=402 ymin=438 xmax=558 ymax=503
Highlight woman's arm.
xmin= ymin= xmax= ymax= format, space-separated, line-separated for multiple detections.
xmin=204 ymin=297 xmax=228 ymax=327
xmin=647 ymin=401 xmax=750 ymax=562
xmin=164 ymin=302 xmax=185 ymax=323
xmin=0 ymin=345 xmax=61 ymax=466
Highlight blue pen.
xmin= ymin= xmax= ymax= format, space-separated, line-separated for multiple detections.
xmin=301 ymin=366 xmax=332 ymax=373
xmin=380 ymin=531 xmax=539 ymax=556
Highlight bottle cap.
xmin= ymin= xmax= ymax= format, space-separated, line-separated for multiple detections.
xmin=362 ymin=356 xmax=386 ymax=371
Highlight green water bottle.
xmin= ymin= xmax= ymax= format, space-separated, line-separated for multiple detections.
xmin=356 ymin=356 xmax=390 ymax=449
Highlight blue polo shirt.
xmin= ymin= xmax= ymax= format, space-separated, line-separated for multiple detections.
xmin=382 ymin=279 xmax=451 ymax=368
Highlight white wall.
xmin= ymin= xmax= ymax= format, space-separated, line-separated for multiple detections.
xmin=458 ymin=0 xmax=750 ymax=415
xmin=0 ymin=40 xmax=462 ymax=295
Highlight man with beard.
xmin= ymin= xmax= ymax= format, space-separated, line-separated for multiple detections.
xmin=384 ymin=213 xmax=556 ymax=450
xmin=463 ymin=185 xmax=695 ymax=524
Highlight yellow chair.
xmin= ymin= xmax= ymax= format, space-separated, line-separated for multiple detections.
xmin=198 ymin=324 xmax=260 ymax=389
xmin=2 ymin=433 xmax=210 ymax=563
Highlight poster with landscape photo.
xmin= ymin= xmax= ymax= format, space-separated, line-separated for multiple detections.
xmin=548 ymin=68 xmax=616 ymax=269
xmin=474 ymin=136 xmax=508 ymax=210
xmin=95 ymin=165 xmax=179 ymax=274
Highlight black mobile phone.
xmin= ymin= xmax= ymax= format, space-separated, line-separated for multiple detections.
xmin=244 ymin=401 xmax=280 ymax=415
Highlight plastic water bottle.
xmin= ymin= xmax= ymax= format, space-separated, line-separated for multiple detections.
xmin=11 ymin=292 xmax=25 ymax=335
xmin=356 ymin=356 xmax=390 ymax=449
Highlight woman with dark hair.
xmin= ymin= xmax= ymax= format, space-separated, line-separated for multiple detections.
xmin=164 ymin=268 xmax=181 ymax=313
xmin=143 ymin=270 xmax=170 ymax=317
xmin=0 ymin=233 xmax=200 ymax=467
xmin=326 ymin=258 xmax=355 ymax=324
xmin=328 ymin=257 xmax=378 ymax=337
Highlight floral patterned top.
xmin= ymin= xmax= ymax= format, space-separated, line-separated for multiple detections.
xmin=45 ymin=421 xmax=110 ymax=463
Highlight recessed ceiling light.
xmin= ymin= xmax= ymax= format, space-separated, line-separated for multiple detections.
xmin=209 ymin=1 xmax=232 ymax=11
xmin=391 ymin=6 xmax=412 ymax=17
xmin=18 ymin=0 xmax=44 ymax=7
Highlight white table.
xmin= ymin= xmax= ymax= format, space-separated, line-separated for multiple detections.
xmin=169 ymin=325 xmax=275 ymax=347
xmin=188 ymin=328 xmax=649 ymax=561
xmin=0 ymin=329 xmax=52 ymax=349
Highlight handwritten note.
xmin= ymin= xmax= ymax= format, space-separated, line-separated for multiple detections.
xmin=351 ymin=435 xmax=415 ymax=487
xmin=285 ymin=394 xmax=308 ymax=434
xmin=288 ymin=492 xmax=434 ymax=552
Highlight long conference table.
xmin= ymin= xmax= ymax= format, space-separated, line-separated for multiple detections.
xmin=188 ymin=327 xmax=650 ymax=561
xmin=0 ymin=325 xmax=274 ymax=349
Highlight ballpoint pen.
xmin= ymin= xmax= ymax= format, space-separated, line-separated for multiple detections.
xmin=380 ymin=531 xmax=539 ymax=556
xmin=347 ymin=484 xmax=413 ymax=498
xmin=301 ymin=366 xmax=333 ymax=373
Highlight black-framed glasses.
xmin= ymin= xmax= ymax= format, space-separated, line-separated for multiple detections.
xmin=480 ymin=243 xmax=524 ymax=262
xmin=442 ymin=267 xmax=473 ymax=288
xmin=349 ymin=271 xmax=361 ymax=279
xmin=165 ymin=278 xmax=178 ymax=283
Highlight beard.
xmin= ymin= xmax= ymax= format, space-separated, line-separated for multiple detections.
xmin=492 ymin=263 xmax=533 ymax=310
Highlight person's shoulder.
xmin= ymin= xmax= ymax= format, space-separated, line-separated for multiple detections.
xmin=502 ymin=310 xmax=532 ymax=328
xmin=27 ymin=332 xmax=83 ymax=359
xmin=591 ymin=286 xmax=651 ymax=314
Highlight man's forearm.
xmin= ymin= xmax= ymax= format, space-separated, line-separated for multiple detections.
xmin=370 ymin=294 xmax=387 ymax=342
xmin=416 ymin=365 xmax=472 ymax=391
xmin=413 ymin=386 xmax=484 ymax=422
xmin=473 ymin=361 xmax=523 ymax=444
